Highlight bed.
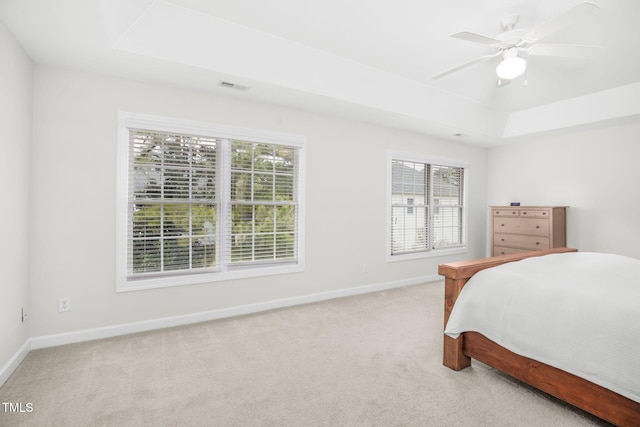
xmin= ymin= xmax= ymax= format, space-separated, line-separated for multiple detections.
xmin=438 ymin=247 xmax=640 ymax=426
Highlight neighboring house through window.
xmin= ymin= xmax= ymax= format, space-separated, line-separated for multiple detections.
xmin=388 ymin=151 xmax=467 ymax=260
xmin=117 ymin=112 xmax=305 ymax=291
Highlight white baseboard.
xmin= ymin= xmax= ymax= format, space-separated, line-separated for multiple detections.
xmin=29 ymin=274 xmax=439 ymax=350
xmin=0 ymin=340 xmax=31 ymax=387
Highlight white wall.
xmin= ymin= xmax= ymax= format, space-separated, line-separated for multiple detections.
xmin=0 ymin=23 xmax=32 ymax=378
xmin=29 ymin=66 xmax=487 ymax=338
xmin=487 ymin=121 xmax=640 ymax=259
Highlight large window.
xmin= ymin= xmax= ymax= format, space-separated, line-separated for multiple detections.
xmin=388 ymin=152 xmax=467 ymax=260
xmin=117 ymin=113 xmax=305 ymax=291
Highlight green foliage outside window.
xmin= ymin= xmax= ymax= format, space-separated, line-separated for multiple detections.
xmin=131 ymin=131 xmax=218 ymax=274
xmin=129 ymin=132 xmax=297 ymax=275
xmin=229 ymin=141 xmax=296 ymax=263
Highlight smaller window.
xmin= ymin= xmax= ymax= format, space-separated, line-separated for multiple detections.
xmin=388 ymin=152 xmax=467 ymax=261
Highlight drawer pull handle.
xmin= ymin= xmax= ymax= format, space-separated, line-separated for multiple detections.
xmin=536 ymin=225 xmax=540 ymax=228
xmin=501 ymin=224 xmax=505 ymax=227
xmin=523 ymin=212 xmax=527 ymax=215
xmin=536 ymin=242 xmax=540 ymax=245
xmin=501 ymin=238 xmax=505 ymax=241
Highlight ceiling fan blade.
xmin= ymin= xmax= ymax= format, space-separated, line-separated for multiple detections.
xmin=527 ymin=43 xmax=602 ymax=59
xmin=451 ymin=32 xmax=502 ymax=47
xmin=523 ymin=1 xmax=600 ymax=43
xmin=432 ymin=52 xmax=501 ymax=80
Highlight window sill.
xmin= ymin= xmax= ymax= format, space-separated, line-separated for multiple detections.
xmin=117 ymin=263 xmax=304 ymax=292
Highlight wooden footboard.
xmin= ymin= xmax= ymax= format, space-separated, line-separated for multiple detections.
xmin=438 ymin=247 xmax=640 ymax=427
xmin=439 ymin=247 xmax=578 ymax=370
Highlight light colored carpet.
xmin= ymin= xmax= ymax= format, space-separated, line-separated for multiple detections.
xmin=0 ymin=281 xmax=610 ymax=426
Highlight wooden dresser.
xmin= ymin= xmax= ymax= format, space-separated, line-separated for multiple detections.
xmin=491 ymin=206 xmax=567 ymax=256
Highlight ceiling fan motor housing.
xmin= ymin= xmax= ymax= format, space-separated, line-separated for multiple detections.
xmin=496 ymin=48 xmax=527 ymax=79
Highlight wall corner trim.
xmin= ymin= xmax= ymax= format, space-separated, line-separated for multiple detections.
xmin=0 ymin=340 xmax=31 ymax=387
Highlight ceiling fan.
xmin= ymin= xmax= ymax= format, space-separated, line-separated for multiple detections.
xmin=432 ymin=1 xmax=602 ymax=86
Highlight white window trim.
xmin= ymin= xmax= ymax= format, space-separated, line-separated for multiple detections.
xmin=116 ymin=112 xmax=306 ymax=292
xmin=386 ymin=150 xmax=468 ymax=262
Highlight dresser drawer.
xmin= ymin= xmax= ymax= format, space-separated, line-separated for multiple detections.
xmin=519 ymin=209 xmax=551 ymax=218
xmin=494 ymin=233 xmax=550 ymax=250
xmin=493 ymin=208 xmax=520 ymax=217
xmin=493 ymin=217 xmax=549 ymax=236
xmin=493 ymin=246 xmax=532 ymax=256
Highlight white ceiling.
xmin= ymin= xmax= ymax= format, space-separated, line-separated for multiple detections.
xmin=1 ymin=0 xmax=639 ymax=146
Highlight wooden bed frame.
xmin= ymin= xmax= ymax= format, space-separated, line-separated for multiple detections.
xmin=438 ymin=247 xmax=640 ymax=427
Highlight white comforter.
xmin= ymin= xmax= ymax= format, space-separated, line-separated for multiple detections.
xmin=445 ymin=252 xmax=640 ymax=403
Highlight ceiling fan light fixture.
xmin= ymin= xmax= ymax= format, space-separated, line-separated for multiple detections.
xmin=496 ymin=49 xmax=527 ymax=80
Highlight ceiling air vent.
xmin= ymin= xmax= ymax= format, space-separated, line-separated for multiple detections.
xmin=218 ymin=81 xmax=249 ymax=92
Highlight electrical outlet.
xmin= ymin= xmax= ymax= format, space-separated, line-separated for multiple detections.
xmin=59 ymin=297 xmax=71 ymax=312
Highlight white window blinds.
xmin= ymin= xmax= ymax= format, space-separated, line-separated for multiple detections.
xmin=119 ymin=113 xmax=305 ymax=290
xmin=431 ymin=164 xmax=464 ymax=249
xmin=128 ymin=130 xmax=219 ymax=277
xmin=390 ymin=157 xmax=466 ymax=257
xmin=390 ymin=160 xmax=428 ymax=255
xmin=227 ymin=141 xmax=299 ymax=265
